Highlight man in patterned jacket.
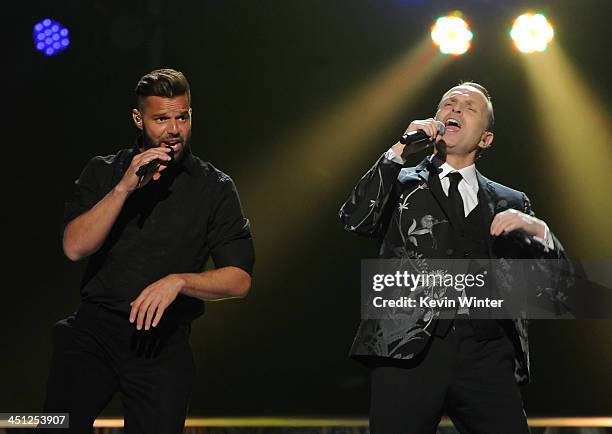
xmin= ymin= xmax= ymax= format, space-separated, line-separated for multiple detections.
xmin=339 ymin=82 xmax=570 ymax=434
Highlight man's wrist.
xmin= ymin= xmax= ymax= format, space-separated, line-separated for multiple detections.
xmin=112 ymin=182 xmax=133 ymax=197
xmin=386 ymin=144 xmax=406 ymax=164
xmin=170 ymin=273 xmax=188 ymax=295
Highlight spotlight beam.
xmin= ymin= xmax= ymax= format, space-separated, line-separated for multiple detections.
xmin=238 ymin=36 xmax=452 ymax=272
xmin=521 ymin=44 xmax=612 ymax=256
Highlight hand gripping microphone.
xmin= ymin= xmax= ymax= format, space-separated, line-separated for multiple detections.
xmin=399 ymin=122 xmax=446 ymax=146
xmin=136 ymin=146 xmax=175 ymax=178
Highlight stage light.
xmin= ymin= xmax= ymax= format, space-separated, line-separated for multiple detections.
xmin=430 ymin=14 xmax=473 ymax=55
xmin=510 ymin=13 xmax=554 ymax=53
xmin=33 ymin=18 xmax=70 ymax=57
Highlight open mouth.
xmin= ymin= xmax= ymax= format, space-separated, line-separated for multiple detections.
xmin=445 ymin=118 xmax=462 ymax=133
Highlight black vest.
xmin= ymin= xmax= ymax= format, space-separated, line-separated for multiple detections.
xmin=429 ymin=173 xmax=504 ymax=339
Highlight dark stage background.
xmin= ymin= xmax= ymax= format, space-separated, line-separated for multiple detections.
xmin=5 ymin=0 xmax=612 ymax=417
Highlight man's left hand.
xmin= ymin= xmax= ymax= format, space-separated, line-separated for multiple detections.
xmin=490 ymin=209 xmax=546 ymax=239
xmin=129 ymin=274 xmax=185 ymax=330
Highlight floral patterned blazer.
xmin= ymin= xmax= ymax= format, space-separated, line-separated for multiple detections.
xmin=339 ymin=153 xmax=571 ymax=385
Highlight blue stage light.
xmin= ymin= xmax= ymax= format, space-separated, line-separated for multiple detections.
xmin=33 ymin=18 xmax=70 ymax=56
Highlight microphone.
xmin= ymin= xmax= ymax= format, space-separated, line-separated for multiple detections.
xmin=400 ymin=122 xmax=446 ymax=146
xmin=135 ymin=146 xmax=175 ymax=178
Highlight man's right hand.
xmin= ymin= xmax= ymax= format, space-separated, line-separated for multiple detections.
xmin=116 ymin=146 xmax=174 ymax=193
xmin=391 ymin=118 xmax=445 ymax=158
xmin=63 ymin=146 xmax=173 ymax=261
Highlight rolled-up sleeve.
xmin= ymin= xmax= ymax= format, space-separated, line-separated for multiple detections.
xmin=208 ymin=176 xmax=255 ymax=275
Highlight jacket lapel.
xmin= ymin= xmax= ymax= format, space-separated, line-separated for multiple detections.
xmin=476 ymin=171 xmax=497 ymax=255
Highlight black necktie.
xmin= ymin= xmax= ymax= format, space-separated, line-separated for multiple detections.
xmin=447 ymin=172 xmax=465 ymax=220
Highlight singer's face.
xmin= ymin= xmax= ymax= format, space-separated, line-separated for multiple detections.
xmin=133 ymin=95 xmax=192 ymax=161
xmin=435 ymin=86 xmax=493 ymax=156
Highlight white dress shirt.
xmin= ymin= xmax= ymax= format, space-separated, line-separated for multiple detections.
xmin=437 ymin=161 xmax=479 ymax=217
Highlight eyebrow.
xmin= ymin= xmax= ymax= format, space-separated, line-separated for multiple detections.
xmin=151 ymin=110 xmax=191 ymax=117
xmin=442 ymin=96 xmax=480 ymax=107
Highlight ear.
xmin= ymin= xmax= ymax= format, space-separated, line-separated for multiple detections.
xmin=132 ymin=109 xmax=143 ymax=130
xmin=478 ymin=131 xmax=494 ymax=150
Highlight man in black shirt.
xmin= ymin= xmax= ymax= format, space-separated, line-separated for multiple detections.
xmin=42 ymin=69 xmax=254 ymax=433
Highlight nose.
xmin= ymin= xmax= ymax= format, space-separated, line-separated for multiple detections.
xmin=167 ymin=119 xmax=179 ymax=135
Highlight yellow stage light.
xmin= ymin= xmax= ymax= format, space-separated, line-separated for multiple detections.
xmin=511 ymin=13 xmax=554 ymax=53
xmin=431 ymin=14 xmax=473 ymax=55
xmin=235 ymin=37 xmax=452 ymax=268
xmin=520 ymin=44 xmax=612 ymax=255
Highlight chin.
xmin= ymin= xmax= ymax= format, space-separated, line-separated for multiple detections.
xmin=442 ymin=137 xmax=469 ymax=149
xmin=441 ymin=140 xmax=457 ymax=150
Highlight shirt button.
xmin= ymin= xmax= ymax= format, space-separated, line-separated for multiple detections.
xmin=446 ymin=248 xmax=454 ymax=256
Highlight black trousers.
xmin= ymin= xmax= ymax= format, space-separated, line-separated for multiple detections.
xmin=369 ymin=319 xmax=530 ymax=434
xmin=41 ymin=302 xmax=195 ymax=434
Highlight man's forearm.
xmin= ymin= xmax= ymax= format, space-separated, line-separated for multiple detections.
xmin=174 ymin=266 xmax=251 ymax=300
xmin=339 ymin=153 xmax=402 ymax=237
xmin=62 ymin=186 xmax=131 ymax=261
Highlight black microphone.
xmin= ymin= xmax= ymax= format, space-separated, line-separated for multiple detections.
xmin=135 ymin=146 xmax=175 ymax=177
xmin=400 ymin=122 xmax=446 ymax=145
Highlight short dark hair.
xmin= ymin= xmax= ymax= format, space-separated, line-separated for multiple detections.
xmin=440 ymin=81 xmax=495 ymax=132
xmin=135 ymin=68 xmax=191 ymax=108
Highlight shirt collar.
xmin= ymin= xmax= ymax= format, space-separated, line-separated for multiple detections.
xmin=438 ymin=161 xmax=478 ymax=190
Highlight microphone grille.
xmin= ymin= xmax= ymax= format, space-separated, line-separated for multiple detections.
xmin=437 ymin=121 xmax=446 ymax=136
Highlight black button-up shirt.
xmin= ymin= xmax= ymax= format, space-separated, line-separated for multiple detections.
xmin=63 ymin=146 xmax=255 ymax=322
